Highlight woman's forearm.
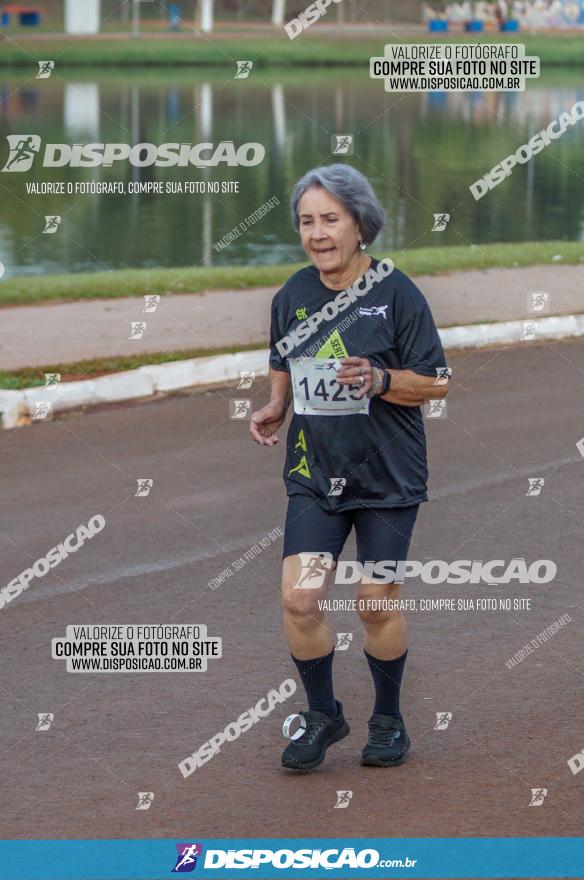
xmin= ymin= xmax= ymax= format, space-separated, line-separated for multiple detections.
xmin=379 ymin=369 xmax=449 ymax=407
xmin=270 ymin=367 xmax=293 ymax=409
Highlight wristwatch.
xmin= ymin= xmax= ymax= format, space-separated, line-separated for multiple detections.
xmin=381 ymin=369 xmax=392 ymax=395
xmin=367 ymin=367 xmax=392 ymax=398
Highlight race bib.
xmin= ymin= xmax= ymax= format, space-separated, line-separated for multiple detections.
xmin=289 ymin=358 xmax=370 ymax=417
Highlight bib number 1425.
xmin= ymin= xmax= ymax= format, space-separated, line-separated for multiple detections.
xmin=289 ymin=358 xmax=370 ymax=416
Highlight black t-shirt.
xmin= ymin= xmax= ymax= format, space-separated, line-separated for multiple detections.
xmin=269 ymin=257 xmax=447 ymax=512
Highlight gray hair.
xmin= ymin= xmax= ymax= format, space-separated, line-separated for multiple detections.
xmin=291 ymin=163 xmax=385 ymax=246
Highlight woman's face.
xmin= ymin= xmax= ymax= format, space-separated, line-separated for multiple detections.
xmin=297 ymin=185 xmax=362 ymax=275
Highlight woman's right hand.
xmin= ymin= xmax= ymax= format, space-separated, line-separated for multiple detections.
xmin=249 ymin=400 xmax=287 ymax=446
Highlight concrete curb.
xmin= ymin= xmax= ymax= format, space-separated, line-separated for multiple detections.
xmin=1 ymin=314 xmax=583 ymax=429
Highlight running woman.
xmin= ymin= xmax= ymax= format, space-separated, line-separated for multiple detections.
xmin=249 ymin=164 xmax=449 ymax=771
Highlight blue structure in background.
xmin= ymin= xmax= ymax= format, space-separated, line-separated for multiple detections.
xmin=168 ymin=3 xmax=181 ymax=30
xmin=0 ymin=5 xmax=43 ymax=26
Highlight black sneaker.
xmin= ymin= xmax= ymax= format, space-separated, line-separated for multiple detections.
xmin=281 ymin=700 xmax=350 ymax=771
xmin=361 ymin=712 xmax=411 ymax=766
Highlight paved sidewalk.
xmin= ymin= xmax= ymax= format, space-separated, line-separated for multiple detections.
xmin=1 ymin=264 xmax=582 ymax=371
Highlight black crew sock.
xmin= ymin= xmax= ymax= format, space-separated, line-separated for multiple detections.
xmin=364 ymin=648 xmax=408 ymax=717
xmin=291 ymin=648 xmax=338 ymax=718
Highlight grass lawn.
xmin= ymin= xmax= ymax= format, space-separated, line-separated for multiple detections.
xmin=0 ymin=33 xmax=583 ymax=67
xmin=0 ymin=239 xmax=582 ymax=389
xmin=1 ymin=241 xmax=582 ymax=307
xmin=0 ymin=342 xmax=266 ymax=390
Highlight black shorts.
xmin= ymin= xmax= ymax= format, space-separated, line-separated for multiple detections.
xmin=282 ymin=493 xmax=419 ymax=565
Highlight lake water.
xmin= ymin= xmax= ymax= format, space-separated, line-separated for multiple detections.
xmin=0 ymin=68 xmax=583 ymax=277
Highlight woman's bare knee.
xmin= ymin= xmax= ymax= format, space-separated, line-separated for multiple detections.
xmin=356 ymin=581 xmax=402 ymax=626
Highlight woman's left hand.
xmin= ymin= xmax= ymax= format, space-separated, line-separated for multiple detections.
xmin=335 ymin=356 xmax=377 ymax=400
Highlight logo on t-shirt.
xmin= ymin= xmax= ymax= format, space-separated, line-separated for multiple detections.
xmin=288 ymin=428 xmax=311 ymax=479
xmin=315 ymin=330 xmax=348 ymax=359
xmin=358 ymin=305 xmax=388 ymax=318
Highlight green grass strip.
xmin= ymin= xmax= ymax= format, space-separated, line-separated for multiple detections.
xmin=0 ymin=342 xmax=266 ymax=390
xmin=0 ymin=34 xmax=583 ymax=67
xmin=1 ymin=241 xmax=582 ymax=306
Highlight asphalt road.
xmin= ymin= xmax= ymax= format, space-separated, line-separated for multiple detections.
xmin=1 ymin=265 xmax=582 ymax=371
xmin=1 ymin=338 xmax=583 ymax=876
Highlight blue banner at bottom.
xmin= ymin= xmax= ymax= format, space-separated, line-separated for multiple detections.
xmin=1 ymin=838 xmax=583 ymax=879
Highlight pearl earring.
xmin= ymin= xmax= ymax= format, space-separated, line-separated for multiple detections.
xmin=359 ymin=241 xmax=367 ymax=251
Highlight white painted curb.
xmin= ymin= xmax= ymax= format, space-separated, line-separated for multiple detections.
xmin=1 ymin=314 xmax=583 ymax=429
xmin=439 ymin=313 xmax=584 ymax=349
xmin=0 ymin=349 xmax=270 ymax=429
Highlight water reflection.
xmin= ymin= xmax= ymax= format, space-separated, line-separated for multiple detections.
xmin=0 ymin=70 xmax=582 ymax=277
